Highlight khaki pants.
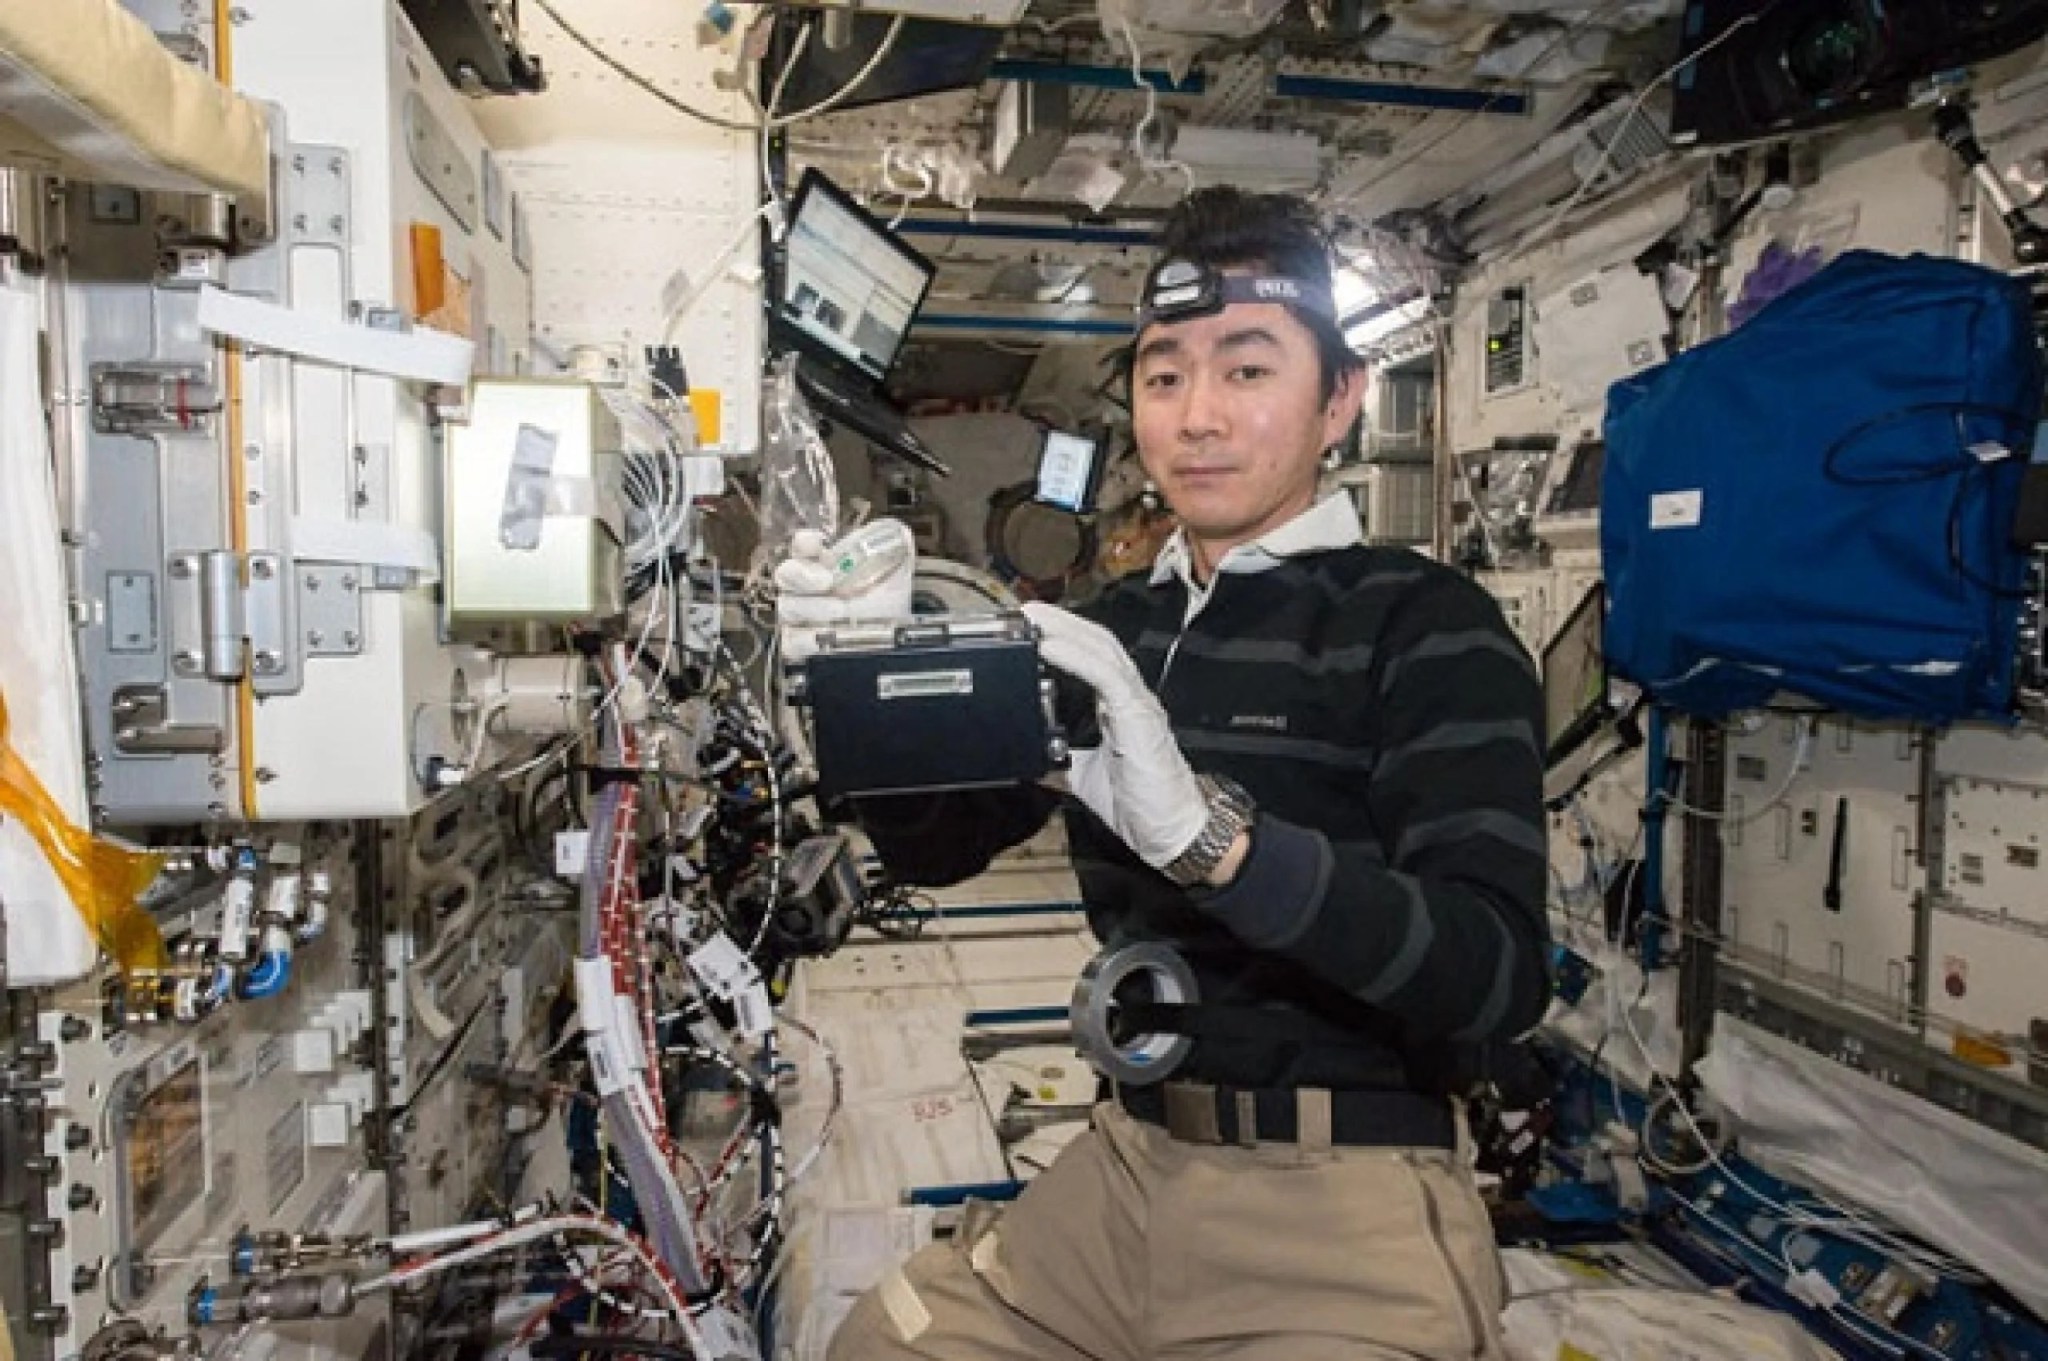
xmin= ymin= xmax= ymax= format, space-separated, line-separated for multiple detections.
xmin=827 ymin=1102 xmax=1509 ymax=1361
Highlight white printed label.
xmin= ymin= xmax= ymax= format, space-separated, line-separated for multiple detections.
xmin=733 ymin=984 xmax=775 ymax=1041
xmin=554 ymin=830 xmax=591 ymax=876
xmin=1650 ymin=489 xmax=1703 ymax=530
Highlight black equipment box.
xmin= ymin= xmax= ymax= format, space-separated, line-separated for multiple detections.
xmin=794 ymin=614 xmax=1065 ymax=800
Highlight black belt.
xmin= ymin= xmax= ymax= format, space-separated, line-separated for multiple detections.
xmin=1118 ymin=1080 xmax=1456 ymax=1150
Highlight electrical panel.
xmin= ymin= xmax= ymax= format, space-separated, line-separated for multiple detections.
xmin=1482 ymin=284 xmax=1531 ymax=396
xmin=1718 ymin=716 xmax=1923 ymax=1030
xmin=10 ymin=828 xmax=391 ymax=1361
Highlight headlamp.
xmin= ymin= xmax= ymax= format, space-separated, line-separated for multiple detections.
xmin=1136 ymin=257 xmax=1339 ymax=332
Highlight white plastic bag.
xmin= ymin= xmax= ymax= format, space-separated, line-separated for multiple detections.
xmin=758 ymin=354 xmax=841 ymax=571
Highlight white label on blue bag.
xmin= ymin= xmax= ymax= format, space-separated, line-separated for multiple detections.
xmin=1650 ymin=489 xmax=1703 ymax=529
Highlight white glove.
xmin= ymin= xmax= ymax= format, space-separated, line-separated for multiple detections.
xmin=1022 ymin=602 xmax=1208 ymax=871
xmin=775 ymin=521 xmax=917 ymax=661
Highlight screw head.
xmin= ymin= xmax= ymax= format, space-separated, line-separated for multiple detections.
xmin=342 ymin=631 xmax=360 ymax=648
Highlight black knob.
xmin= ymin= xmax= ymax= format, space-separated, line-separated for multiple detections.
xmin=72 ymin=1262 xmax=101 ymax=1293
xmin=66 ymin=1184 xmax=97 ymax=1211
xmin=26 ymin=1305 xmax=69 ymax=1332
xmin=64 ymin=1124 xmax=91 ymax=1152
xmin=59 ymin=1016 xmax=92 ymax=1043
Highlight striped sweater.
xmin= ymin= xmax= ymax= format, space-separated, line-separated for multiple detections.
xmin=858 ymin=536 xmax=1550 ymax=1093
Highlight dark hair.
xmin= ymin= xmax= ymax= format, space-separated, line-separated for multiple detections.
xmin=1150 ymin=187 xmax=1366 ymax=403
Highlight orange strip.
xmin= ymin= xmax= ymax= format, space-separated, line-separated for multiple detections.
xmin=211 ymin=0 xmax=259 ymax=818
xmin=212 ymin=0 xmax=234 ymax=82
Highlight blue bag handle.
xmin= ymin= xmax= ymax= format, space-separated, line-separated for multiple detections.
xmin=1821 ymin=401 xmax=2032 ymax=486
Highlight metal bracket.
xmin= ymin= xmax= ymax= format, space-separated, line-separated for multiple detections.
xmin=246 ymin=552 xmax=299 ymax=695
xmin=91 ymin=363 xmax=220 ymax=435
xmin=110 ymin=686 xmax=226 ymax=755
xmin=403 ymin=91 xmax=477 ymax=232
xmin=105 ymin=571 xmax=158 ymax=655
xmin=300 ymin=566 xmax=365 ymax=657
xmin=285 ymin=146 xmax=352 ymax=249
xmin=350 ymin=442 xmax=391 ymax=519
xmin=167 ymin=553 xmax=206 ymax=679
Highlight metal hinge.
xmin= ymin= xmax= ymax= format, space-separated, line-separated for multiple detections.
xmin=167 ymin=550 xmax=293 ymax=689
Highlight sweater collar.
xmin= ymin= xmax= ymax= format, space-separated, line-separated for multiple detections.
xmin=1149 ymin=492 xmax=1365 ymax=589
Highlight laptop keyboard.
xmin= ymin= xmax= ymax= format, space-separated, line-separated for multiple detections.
xmin=795 ymin=365 xmax=948 ymax=474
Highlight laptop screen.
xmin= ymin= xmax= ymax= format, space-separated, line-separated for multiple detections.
xmin=1541 ymin=582 xmax=1610 ymax=767
xmin=777 ymin=170 xmax=936 ymax=386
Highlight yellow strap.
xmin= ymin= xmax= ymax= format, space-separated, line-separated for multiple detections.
xmin=0 ymin=690 xmax=165 ymax=971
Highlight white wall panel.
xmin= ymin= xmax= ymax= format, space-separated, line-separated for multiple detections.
xmin=474 ymin=0 xmax=763 ymax=453
xmin=1719 ymin=718 xmax=1921 ymax=1026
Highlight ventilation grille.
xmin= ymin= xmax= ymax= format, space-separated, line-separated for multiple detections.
xmin=1573 ymin=103 xmax=1670 ymax=189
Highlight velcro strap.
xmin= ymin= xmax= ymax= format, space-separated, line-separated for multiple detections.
xmin=1123 ymin=1081 xmax=1454 ymax=1150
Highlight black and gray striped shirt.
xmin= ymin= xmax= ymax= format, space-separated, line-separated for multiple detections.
xmin=859 ymin=510 xmax=1550 ymax=1092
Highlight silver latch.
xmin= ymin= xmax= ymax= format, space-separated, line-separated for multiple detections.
xmin=111 ymin=686 xmax=225 ymax=755
xmin=92 ymin=363 xmax=220 ymax=435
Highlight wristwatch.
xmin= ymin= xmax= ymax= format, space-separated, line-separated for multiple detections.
xmin=1162 ymin=774 xmax=1257 ymax=888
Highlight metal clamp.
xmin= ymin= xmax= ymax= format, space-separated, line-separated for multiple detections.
xmin=1070 ymin=941 xmax=1197 ymax=1087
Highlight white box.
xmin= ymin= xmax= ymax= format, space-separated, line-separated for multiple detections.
xmin=445 ymin=380 xmax=625 ymax=625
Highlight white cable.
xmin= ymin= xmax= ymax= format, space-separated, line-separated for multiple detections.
xmin=358 ymin=1214 xmax=708 ymax=1355
xmin=1615 ymin=995 xmax=1989 ymax=1283
xmin=1660 ymin=715 xmax=1815 ymax=823
xmin=768 ymin=15 xmax=906 ymax=129
xmin=661 ymin=201 xmax=783 ymax=348
xmin=528 ymin=0 xmax=901 ymax=134
xmin=1116 ymin=19 xmax=1195 ymax=193
xmin=1507 ymin=13 xmax=1767 ymax=266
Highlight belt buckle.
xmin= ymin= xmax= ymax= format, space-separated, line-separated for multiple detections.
xmin=1162 ymin=1081 xmax=1222 ymax=1143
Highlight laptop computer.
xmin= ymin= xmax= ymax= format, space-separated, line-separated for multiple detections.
xmin=770 ymin=169 xmax=949 ymax=476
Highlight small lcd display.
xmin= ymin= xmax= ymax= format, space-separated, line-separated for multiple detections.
xmin=1035 ymin=431 xmax=1101 ymax=513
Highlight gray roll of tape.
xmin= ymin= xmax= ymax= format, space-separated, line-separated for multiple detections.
xmin=1070 ymin=940 xmax=1197 ymax=1087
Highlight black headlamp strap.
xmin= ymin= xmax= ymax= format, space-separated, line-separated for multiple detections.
xmin=1137 ymin=258 xmax=1339 ymax=331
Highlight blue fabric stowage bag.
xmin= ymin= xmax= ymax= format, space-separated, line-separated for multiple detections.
xmin=1602 ymin=249 xmax=2044 ymax=724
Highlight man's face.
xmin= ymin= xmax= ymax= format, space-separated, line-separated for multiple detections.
xmin=1130 ymin=297 xmax=1362 ymax=563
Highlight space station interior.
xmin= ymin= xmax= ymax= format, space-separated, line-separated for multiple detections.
xmin=8 ymin=0 xmax=2048 ymax=1359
